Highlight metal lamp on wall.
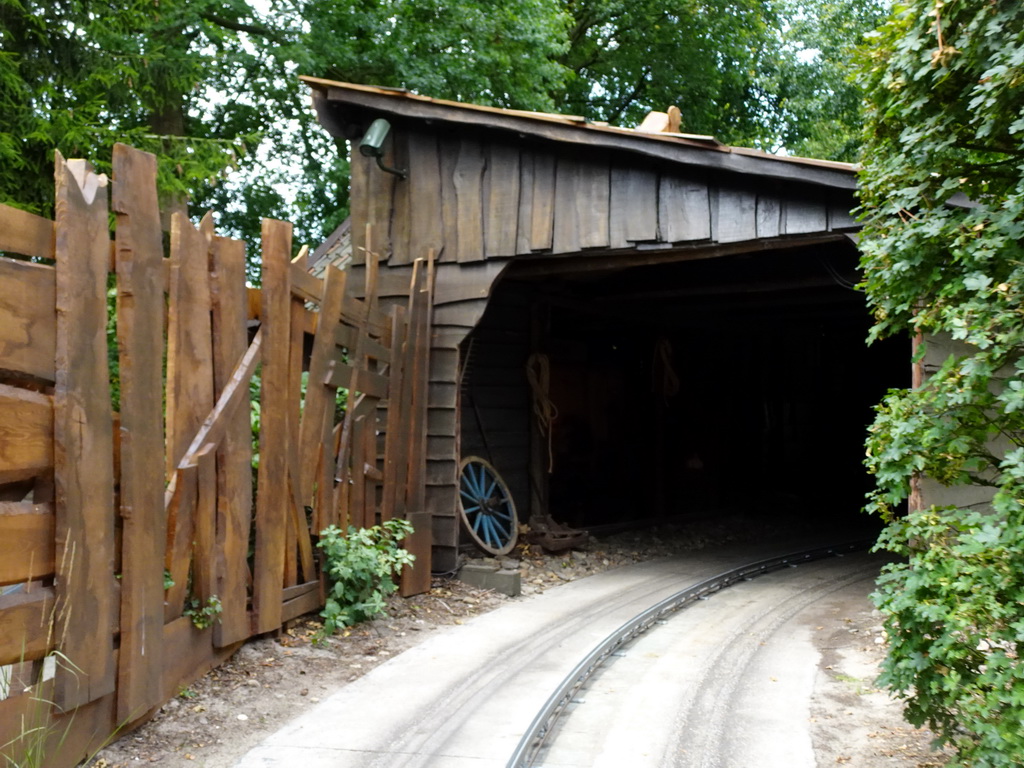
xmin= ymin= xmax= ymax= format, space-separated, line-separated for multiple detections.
xmin=359 ymin=119 xmax=408 ymax=180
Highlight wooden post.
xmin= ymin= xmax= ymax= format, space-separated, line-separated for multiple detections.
xmin=164 ymin=213 xmax=215 ymax=620
xmin=299 ymin=267 xmax=347 ymax=512
xmin=111 ymin=144 xmax=167 ymax=722
xmin=400 ymin=253 xmax=435 ymax=596
xmin=284 ymin=250 xmax=306 ymax=587
xmin=52 ymin=152 xmax=117 ymax=711
xmin=210 ymin=236 xmax=254 ymax=647
xmin=350 ymin=414 xmax=368 ymax=529
xmin=380 ymin=305 xmax=409 ymax=523
xmin=405 ymin=254 xmax=433 ymax=514
xmin=528 ymin=301 xmax=551 ymax=526
xmin=252 ymin=219 xmax=292 ymax=634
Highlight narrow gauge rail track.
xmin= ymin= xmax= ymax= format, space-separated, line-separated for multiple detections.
xmin=238 ymin=538 xmax=881 ymax=767
xmin=506 ymin=540 xmax=872 ymax=768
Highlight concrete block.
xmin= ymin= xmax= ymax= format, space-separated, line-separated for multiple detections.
xmin=457 ymin=562 xmax=522 ymax=597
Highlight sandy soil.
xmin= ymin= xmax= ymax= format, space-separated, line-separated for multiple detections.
xmin=88 ymin=520 xmax=950 ymax=768
xmin=808 ymin=586 xmax=952 ymax=767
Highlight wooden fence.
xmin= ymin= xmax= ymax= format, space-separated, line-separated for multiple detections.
xmin=0 ymin=144 xmax=433 ymax=767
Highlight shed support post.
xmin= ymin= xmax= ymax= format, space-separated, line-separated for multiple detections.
xmin=528 ymin=302 xmax=551 ymax=526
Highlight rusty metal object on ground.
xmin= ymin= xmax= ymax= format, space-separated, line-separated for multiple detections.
xmin=525 ymin=515 xmax=589 ymax=553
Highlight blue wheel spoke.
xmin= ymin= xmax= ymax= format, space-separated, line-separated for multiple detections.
xmin=479 ymin=515 xmax=494 ymax=545
xmin=471 ymin=464 xmax=487 ymax=497
xmin=491 ymin=517 xmax=510 ymax=540
xmin=460 ymin=488 xmax=480 ymax=503
xmin=487 ymin=516 xmax=503 ymax=547
xmin=484 ymin=478 xmax=498 ymax=500
xmin=472 ymin=511 xmax=485 ymax=534
xmin=492 ymin=509 xmax=513 ymax=521
xmin=463 ymin=505 xmax=481 ymax=514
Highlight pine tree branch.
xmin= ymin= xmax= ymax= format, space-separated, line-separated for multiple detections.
xmin=199 ymin=12 xmax=282 ymax=42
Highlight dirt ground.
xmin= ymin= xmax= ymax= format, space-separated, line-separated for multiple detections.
xmin=808 ymin=578 xmax=952 ymax=767
xmin=88 ymin=518 xmax=951 ymax=768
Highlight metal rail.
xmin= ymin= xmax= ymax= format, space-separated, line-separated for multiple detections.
xmin=506 ymin=539 xmax=873 ymax=768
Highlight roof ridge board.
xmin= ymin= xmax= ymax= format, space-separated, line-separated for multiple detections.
xmin=301 ymin=76 xmax=590 ymax=124
xmin=305 ymin=78 xmax=857 ymax=188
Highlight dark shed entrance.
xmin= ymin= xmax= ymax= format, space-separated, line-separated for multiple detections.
xmin=461 ymin=239 xmax=905 ymax=537
xmin=305 ymin=78 xmax=905 ymax=570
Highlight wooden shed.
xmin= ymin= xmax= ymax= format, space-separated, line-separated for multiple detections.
xmin=303 ymin=78 xmax=906 ymax=572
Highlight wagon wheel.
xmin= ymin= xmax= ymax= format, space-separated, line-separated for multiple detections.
xmin=458 ymin=456 xmax=519 ymax=556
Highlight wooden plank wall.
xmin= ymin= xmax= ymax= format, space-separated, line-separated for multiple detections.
xmin=0 ymin=146 xmax=433 ymax=768
xmin=348 ymin=125 xmax=855 ymax=567
xmin=346 ymin=256 xmax=507 ymax=572
xmin=459 ymin=282 xmax=533 ymax=518
xmin=351 ymin=129 xmax=856 ymax=270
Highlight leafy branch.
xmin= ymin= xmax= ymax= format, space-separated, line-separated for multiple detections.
xmin=316 ymin=519 xmax=415 ymax=638
xmin=858 ymin=1 xmax=1024 ymax=763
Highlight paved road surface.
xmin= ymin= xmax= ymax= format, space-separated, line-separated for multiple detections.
xmin=535 ymin=553 xmax=880 ymax=767
xmin=236 ymin=541 xmax=880 ymax=768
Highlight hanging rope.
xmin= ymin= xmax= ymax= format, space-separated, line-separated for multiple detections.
xmin=652 ymin=337 xmax=680 ymax=405
xmin=526 ymin=352 xmax=558 ymax=473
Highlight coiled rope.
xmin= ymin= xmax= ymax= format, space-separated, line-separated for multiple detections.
xmin=526 ymin=352 xmax=558 ymax=473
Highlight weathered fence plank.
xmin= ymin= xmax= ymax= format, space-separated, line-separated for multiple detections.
xmin=0 ymin=203 xmax=54 ymax=260
xmin=253 ymin=218 xmax=292 ymax=634
xmin=112 ymin=144 xmax=167 ymax=722
xmin=0 ymin=587 xmax=56 ymax=666
xmin=0 ymin=257 xmax=56 ymax=382
xmin=299 ymin=266 xmax=347 ymax=518
xmin=381 ymin=305 xmax=409 ymax=523
xmin=399 ymin=254 xmax=434 ymax=595
xmin=281 ymin=581 xmax=321 ymax=622
xmin=0 ymin=679 xmax=115 ymax=768
xmin=287 ymin=248 xmax=314 ymax=586
xmin=52 ymin=153 xmax=117 ymax=710
xmin=349 ymin=412 xmax=369 ymax=528
xmin=0 ymin=383 xmax=52 ymax=484
xmin=175 ymin=331 xmax=261 ymax=470
xmin=210 ymin=235 xmax=254 ymax=648
xmin=164 ymin=213 xmax=216 ymax=620
xmin=159 ymin=615 xmax=239 ymax=704
xmin=408 ymin=254 xmax=434 ymax=515
xmin=0 ymin=502 xmax=54 ymax=585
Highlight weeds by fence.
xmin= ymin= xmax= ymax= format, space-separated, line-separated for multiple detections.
xmin=0 ymin=144 xmax=433 ymax=767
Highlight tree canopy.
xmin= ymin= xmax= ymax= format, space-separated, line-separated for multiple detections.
xmin=1 ymin=0 xmax=288 ymax=213
xmin=556 ymin=0 xmax=784 ymax=143
xmin=857 ymin=1 xmax=1024 ymax=764
xmin=1 ymin=0 xmax=883 ymax=248
xmin=779 ymin=0 xmax=890 ymax=160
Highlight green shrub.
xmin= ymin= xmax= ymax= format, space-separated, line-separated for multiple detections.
xmin=183 ymin=595 xmax=223 ymax=630
xmin=857 ymin=1 xmax=1024 ymax=763
xmin=872 ymin=500 xmax=1024 ymax=766
xmin=317 ymin=520 xmax=415 ymax=636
